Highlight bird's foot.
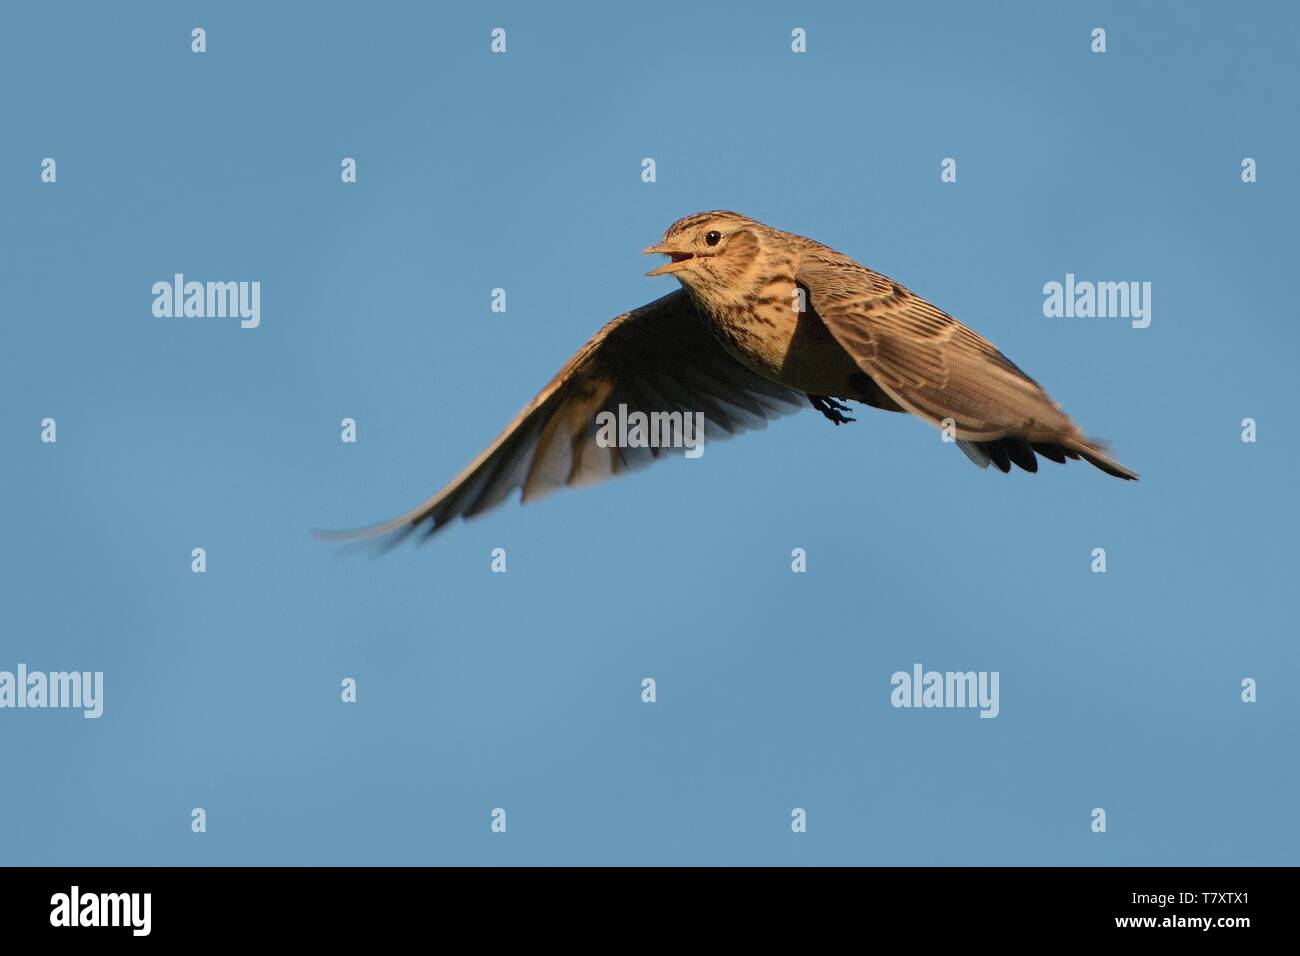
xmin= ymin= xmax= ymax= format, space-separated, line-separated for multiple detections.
xmin=809 ymin=395 xmax=856 ymax=425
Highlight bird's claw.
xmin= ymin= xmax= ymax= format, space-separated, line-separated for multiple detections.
xmin=809 ymin=395 xmax=856 ymax=425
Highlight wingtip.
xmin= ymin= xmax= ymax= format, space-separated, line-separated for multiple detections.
xmin=311 ymin=517 xmax=416 ymax=545
xmin=960 ymin=436 xmax=1139 ymax=480
xmin=1072 ymin=440 xmax=1140 ymax=481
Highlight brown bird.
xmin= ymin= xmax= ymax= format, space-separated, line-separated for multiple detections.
xmin=323 ymin=210 xmax=1136 ymax=544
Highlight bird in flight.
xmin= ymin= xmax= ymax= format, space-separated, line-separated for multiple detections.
xmin=323 ymin=211 xmax=1136 ymax=544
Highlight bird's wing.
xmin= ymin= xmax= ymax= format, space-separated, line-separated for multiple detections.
xmin=318 ymin=289 xmax=804 ymax=543
xmin=795 ymin=253 xmax=1077 ymax=441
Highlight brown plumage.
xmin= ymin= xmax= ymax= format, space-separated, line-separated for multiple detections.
xmin=321 ymin=210 xmax=1136 ymax=543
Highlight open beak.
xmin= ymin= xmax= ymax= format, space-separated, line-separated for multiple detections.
xmin=642 ymin=241 xmax=696 ymax=277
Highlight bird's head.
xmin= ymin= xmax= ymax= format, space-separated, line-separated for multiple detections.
xmin=643 ymin=211 xmax=767 ymax=295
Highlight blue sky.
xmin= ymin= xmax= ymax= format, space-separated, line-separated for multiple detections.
xmin=2 ymin=1 xmax=1296 ymax=865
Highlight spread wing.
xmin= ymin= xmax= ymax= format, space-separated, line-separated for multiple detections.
xmin=795 ymin=251 xmax=1137 ymax=479
xmin=318 ymin=290 xmax=804 ymax=544
xmin=796 ymin=253 xmax=1074 ymax=440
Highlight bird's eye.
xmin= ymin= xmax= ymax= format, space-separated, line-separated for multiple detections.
xmin=705 ymin=231 xmax=722 ymax=246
